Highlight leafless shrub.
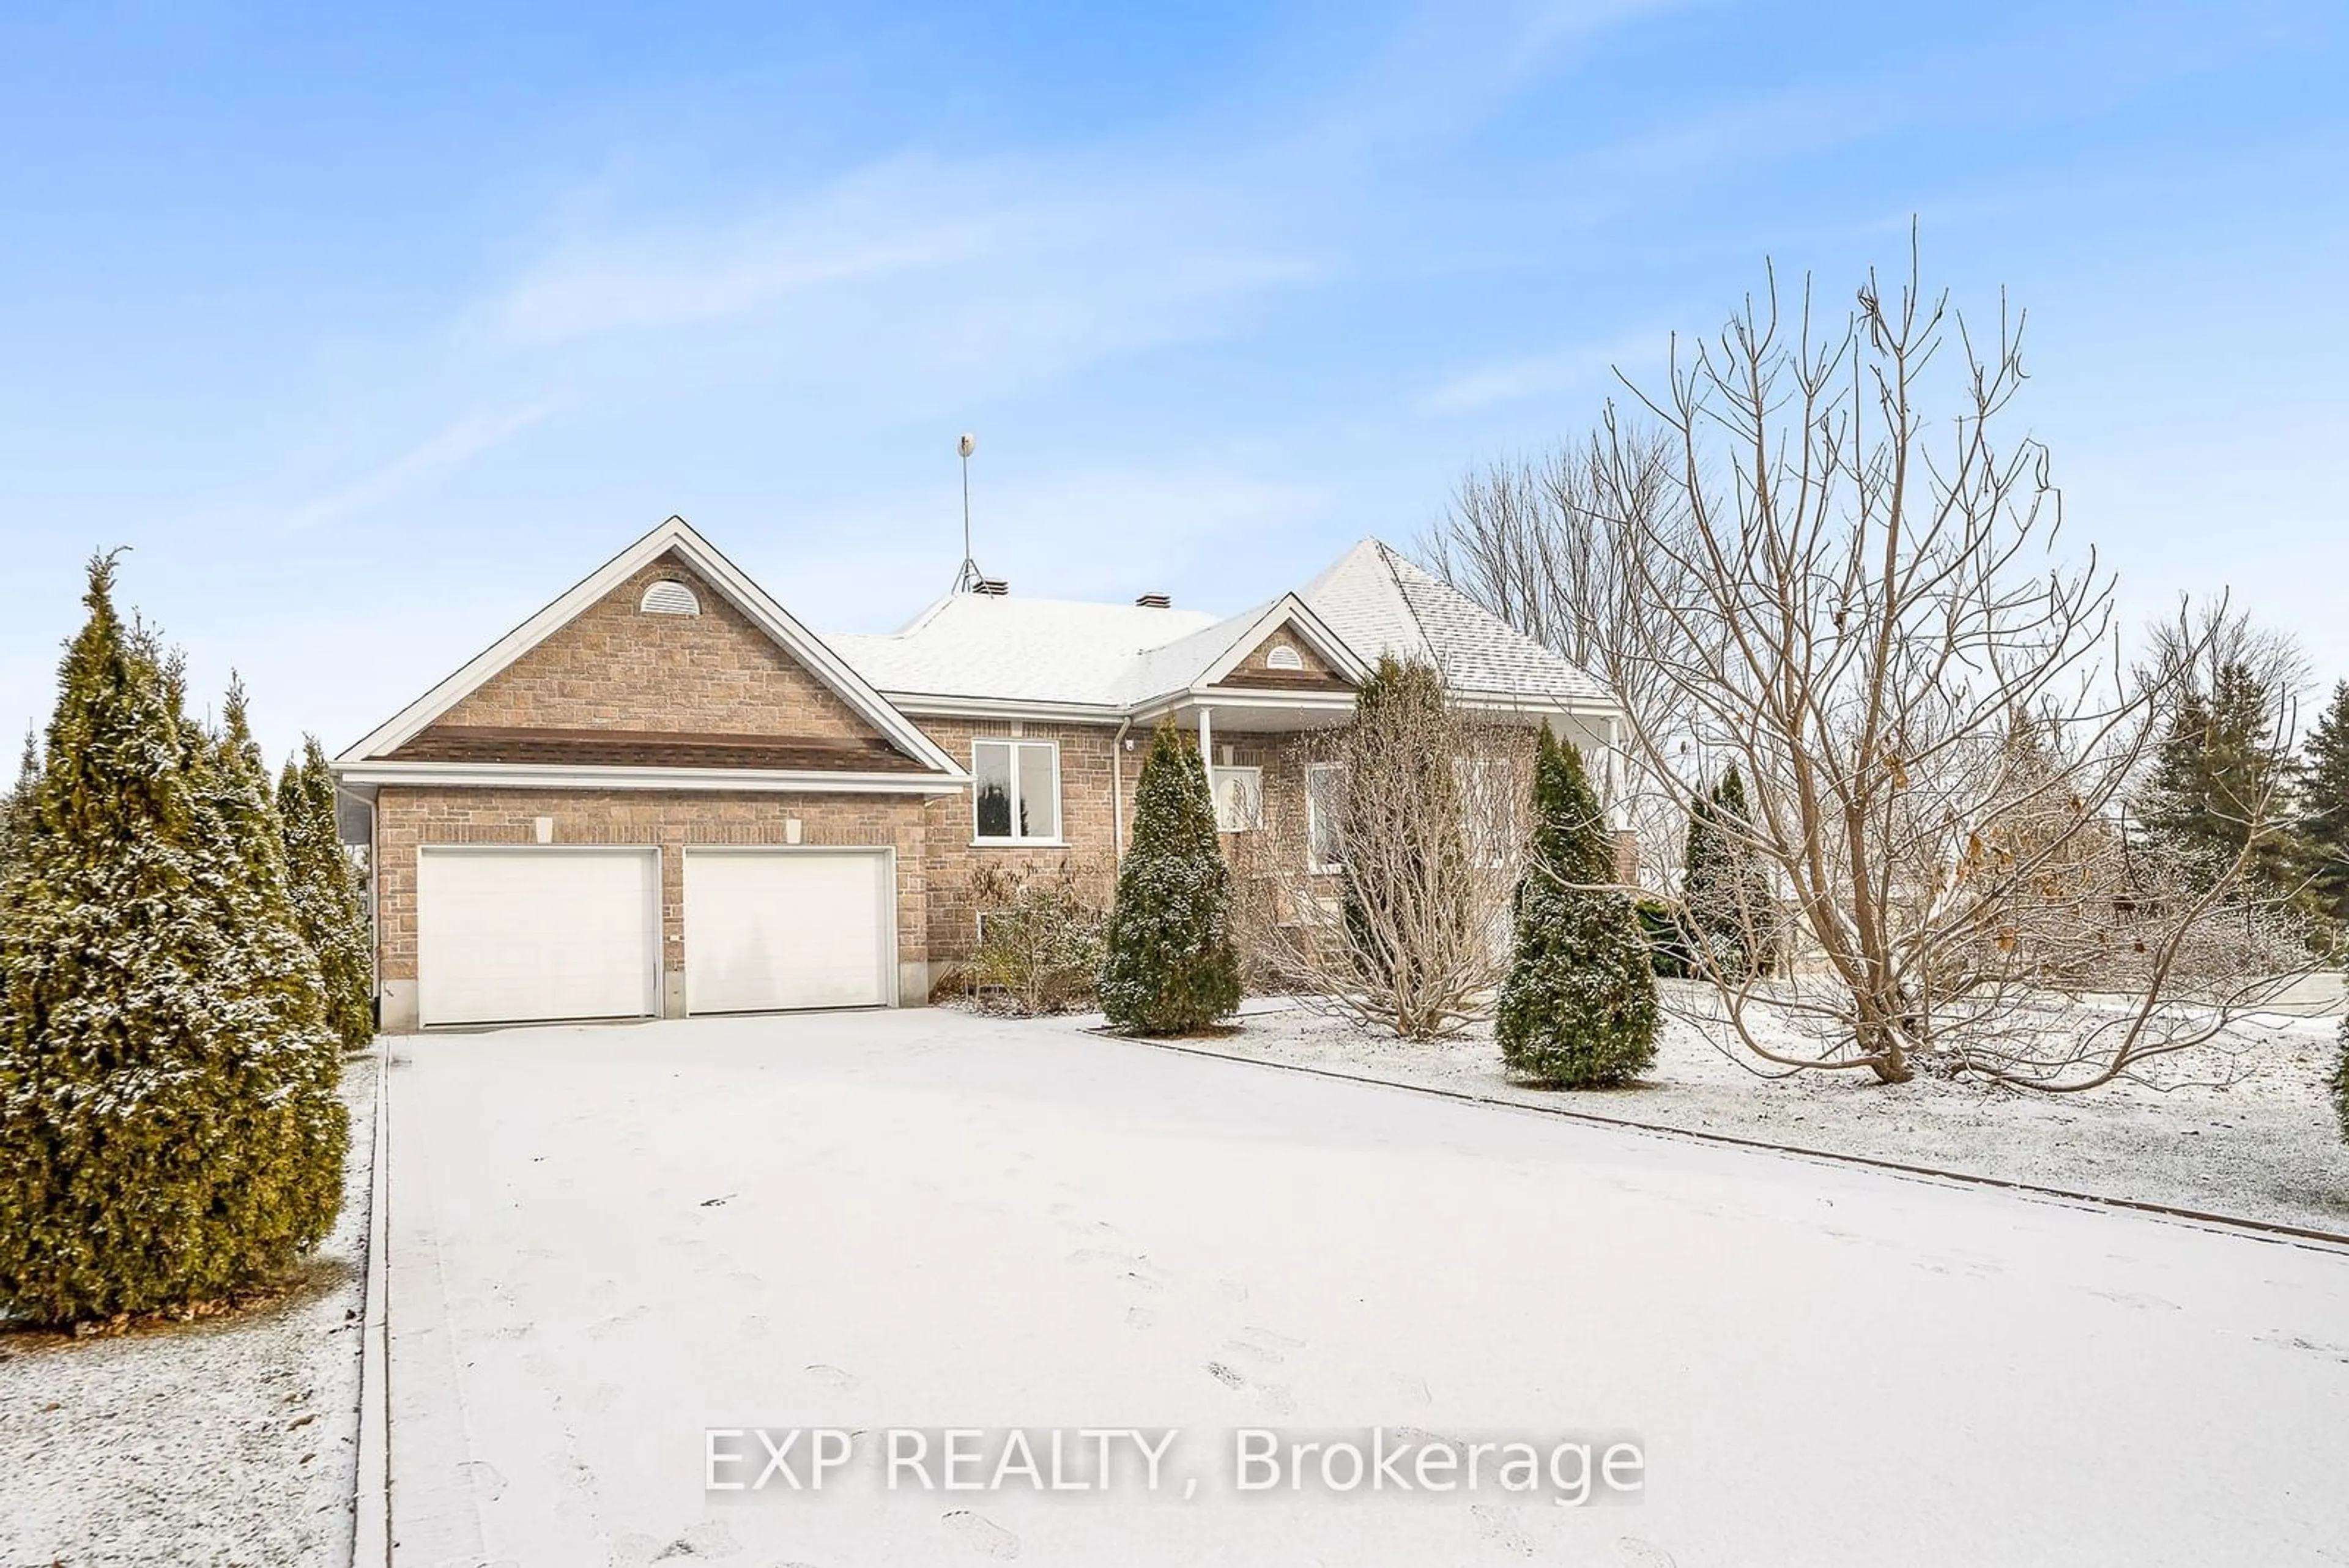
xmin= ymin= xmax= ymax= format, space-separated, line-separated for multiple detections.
xmin=940 ymin=859 xmax=1110 ymax=1016
xmin=1247 ymin=660 xmax=1531 ymax=1039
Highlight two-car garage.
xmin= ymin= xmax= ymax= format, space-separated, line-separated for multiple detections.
xmin=413 ymin=845 xmax=896 ymax=1028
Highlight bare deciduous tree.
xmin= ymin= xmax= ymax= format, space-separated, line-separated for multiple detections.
xmin=1431 ymin=239 xmax=2312 ymax=1088
xmin=1243 ymin=660 xmax=1529 ymax=1039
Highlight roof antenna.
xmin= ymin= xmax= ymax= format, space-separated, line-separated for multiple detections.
xmin=951 ymin=432 xmax=989 ymax=594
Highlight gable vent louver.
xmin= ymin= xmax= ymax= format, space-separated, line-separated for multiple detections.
xmin=1266 ymin=644 xmax=1304 ymax=670
xmin=640 ymin=580 xmax=701 ymax=616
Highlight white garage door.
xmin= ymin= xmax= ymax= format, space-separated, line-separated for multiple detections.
xmin=416 ymin=847 xmax=660 ymax=1027
xmin=684 ymin=849 xmax=893 ymax=1014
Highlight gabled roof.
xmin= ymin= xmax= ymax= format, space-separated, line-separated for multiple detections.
xmin=1113 ymin=593 xmax=1369 ymax=705
xmin=1300 ymin=540 xmax=1614 ymax=707
xmin=337 ymin=516 xmax=962 ymax=776
xmin=825 ymin=537 xmax=1615 ymax=716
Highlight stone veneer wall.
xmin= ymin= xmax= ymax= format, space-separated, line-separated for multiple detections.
xmin=371 ymin=786 xmax=929 ymax=1028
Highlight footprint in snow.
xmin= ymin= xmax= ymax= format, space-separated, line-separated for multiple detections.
xmin=941 ymin=1509 xmax=1022 ymax=1559
xmin=1469 ymin=1503 xmax=1534 ymax=1558
xmin=650 ymin=1518 xmax=741 ymax=1559
xmin=1203 ymin=1361 xmax=1295 ymax=1415
xmin=804 ymin=1363 xmax=859 ymax=1389
xmin=2084 ymin=1288 xmax=2181 ymax=1312
xmin=456 ymin=1458 xmax=508 ymax=1502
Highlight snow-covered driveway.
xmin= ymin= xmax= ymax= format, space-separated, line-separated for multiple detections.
xmin=382 ymin=1010 xmax=2349 ymax=1567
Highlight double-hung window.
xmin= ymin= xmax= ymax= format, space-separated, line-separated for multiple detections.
xmin=973 ymin=739 xmax=1061 ymax=843
xmin=1304 ymin=762 xmax=1345 ymax=873
xmin=1211 ymin=765 xmax=1263 ymax=832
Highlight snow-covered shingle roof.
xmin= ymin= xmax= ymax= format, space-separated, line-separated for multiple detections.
xmin=824 ymin=593 xmax=1221 ymax=707
xmin=1301 ymin=540 xmax=1614 ymax=706
xmin=823 ymin=538 xmax=1614 ymax=713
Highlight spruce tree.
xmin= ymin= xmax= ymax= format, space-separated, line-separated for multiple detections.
xmin=0 ymin=559 xmax=344 ymax=1324
xmin=280 ymin=736 xmax=374 ymax=1049
xmin=2139 ymin=660 xmax=2301 ymax=891
xmin=2298 ymin=682 xmax=2349 ymax=929
xmin=1099 ymin=719 xmax=1241 ymax=1034
xmin=1495 ymin=726 xmax=1659 ymax=1087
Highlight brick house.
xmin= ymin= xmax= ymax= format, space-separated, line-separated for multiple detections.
xmin=333 ymin=516 xmax=1623 ymax=1030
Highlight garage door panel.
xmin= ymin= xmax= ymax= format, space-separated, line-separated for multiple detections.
xmin=685 ymin=850 xmax=891 ymax=1014
xmin=417 ymin=849 xmax=659 ymax=1027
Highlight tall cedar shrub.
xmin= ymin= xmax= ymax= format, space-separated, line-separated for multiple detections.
xmin=1680 ymin=765 xmax=1774 ymax=979
xmin=198 ymin=686 xmax=347 ymax=1250
xmin=280 ymin=736 xmax=375 ymax=1049
xmin=1099 ymin=720 xmax=1241 ymax=1034
xmin=2334 ymin=1011 xmax=2349 ymax=1146
xmin=0 ymin=729 xmax=35 ymax=880
xmin=1495 ymin=726 xmax=1659 ymax=1087
xmin=2299 ymin=682 xmax=2349 ymax=930
xmin=0 ymin=560 xmax=345 ymax=1324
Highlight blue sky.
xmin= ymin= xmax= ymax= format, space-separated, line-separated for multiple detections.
xmin=3 ymin=1 xmax=2344 ymax=764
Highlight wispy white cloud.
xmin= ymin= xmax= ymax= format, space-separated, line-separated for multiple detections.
xmin=277 ymin=401 xmax=553 ymax=533
xmin=473 ymin=149 xmax=1326 ymax=405
xmin=1420 ymin=330 xmax=1656 ymax=414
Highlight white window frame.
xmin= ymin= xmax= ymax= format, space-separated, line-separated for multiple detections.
xmin=1211 ymin=765 xmax=1263 ymax=833
xmin=1304 ymin=762 xmax=1345 ymax=874
xmin=970 ymin=738 xmax=1063 ymax=845
xmin=1453 ymin=756 xmax=1516 ymax=870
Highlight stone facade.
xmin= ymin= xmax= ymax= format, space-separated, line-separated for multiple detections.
xmin=1224 ymin=622 xmax=1352 ymax=687
xmin=428 ymin=554 xmax=889 ymax=746
xmin=907 ymin=716 xmax=1132 ymax=971
xmin=903 ymin=718 xmax=1336 ymax=976
xmin=371 ymin=786 xmax=930 ymax=1028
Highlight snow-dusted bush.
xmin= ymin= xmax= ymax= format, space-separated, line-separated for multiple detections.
xmin=949 ymin=859 xmax=1109 ymax=1016
xmin=1099 ymin=720 xmax=1240 ymax=1035
xmin=0 ymin=731 xmax=35 ymax=879
xmin=1496 ymin=726 xmax=1658 ymax=1087
xmin=278 ymin=735 xmax=374 ymax=1050
xmin=1680 ymin=765 xmax=1776 ymax=980
xmin=2332 ymin=1011 xmax=2348 ymax=1146
xmin=1633 ymin=897 xmax=1693 ymax=979
xmin=0 ymin=559 xmax=346 ymax=1325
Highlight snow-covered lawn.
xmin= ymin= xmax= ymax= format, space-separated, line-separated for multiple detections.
xmin=382 ymin=1009 xmax=2348 ymax=1567
xmin=1191 ymin=986 xmax=2349 ymax=1238
xmin=0 ymin=1053 xmax=376 ymax=1567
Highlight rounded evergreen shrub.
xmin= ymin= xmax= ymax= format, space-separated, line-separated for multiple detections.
xmin=0 ymin=560 xmax=346 ymax=1325
xmin=1495 ymin=726 xmax=1659 ymax=1087
xmin=1099 ymin=719 xmax=1241 ymax=1035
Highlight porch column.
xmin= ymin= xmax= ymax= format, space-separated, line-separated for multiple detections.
xmin=1197 ymin=705 xmax=1214 ymax=789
